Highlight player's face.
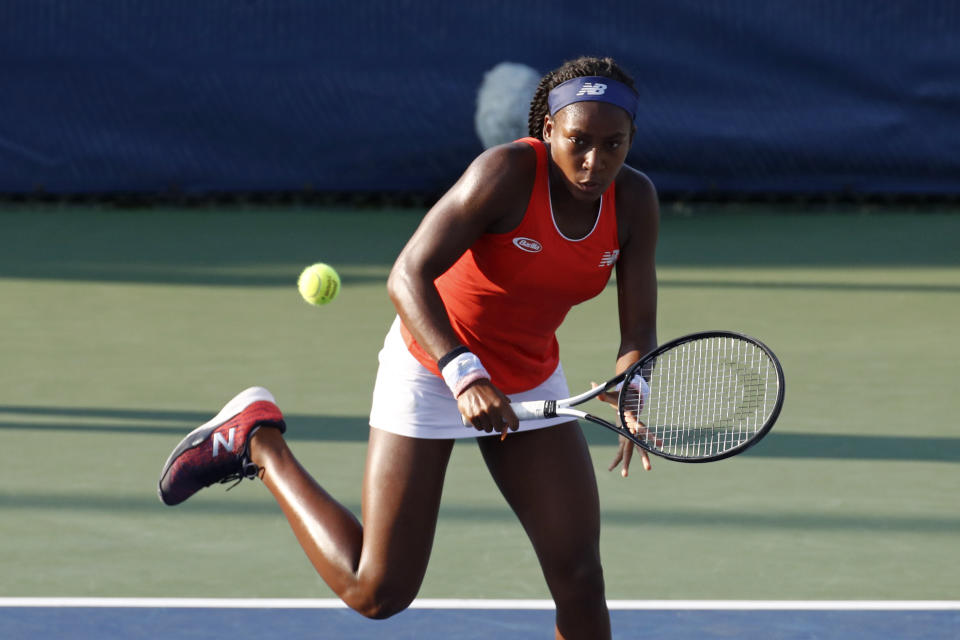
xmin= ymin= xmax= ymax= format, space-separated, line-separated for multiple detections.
xmin=543 ymin=102 xmax=634 ymax=202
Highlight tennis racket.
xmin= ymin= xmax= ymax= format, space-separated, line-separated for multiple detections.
xmin=512 ymin=331 xmax=785 ymax=462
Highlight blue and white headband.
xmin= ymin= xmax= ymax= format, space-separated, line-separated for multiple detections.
xmin=547 ymin=76 xmax=639 ymax=121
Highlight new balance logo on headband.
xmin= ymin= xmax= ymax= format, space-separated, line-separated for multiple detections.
xmin=548 ymin=76 xmax=639 ymax=120
xmin=576 ymin=82 xmax=607 ymax=96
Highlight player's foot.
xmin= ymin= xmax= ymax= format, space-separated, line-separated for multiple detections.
xmin=158 ymin=386 xmax=286 ymax=506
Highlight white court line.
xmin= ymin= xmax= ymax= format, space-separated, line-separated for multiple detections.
xmin=0 ymin=598 xmax=958 ymax=611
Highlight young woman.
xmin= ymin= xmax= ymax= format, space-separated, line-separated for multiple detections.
xmin=159 ymin=56 xmax=659 ymax=640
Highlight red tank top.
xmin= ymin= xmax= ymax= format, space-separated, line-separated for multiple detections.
xmin=401 ymin=137 xmax=620 ymax=393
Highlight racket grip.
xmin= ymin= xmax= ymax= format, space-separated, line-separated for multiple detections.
xmin=511 ymin=401 xmax=554 ymax=421
xmin=459 ymin=400 xmax=550 ymax=426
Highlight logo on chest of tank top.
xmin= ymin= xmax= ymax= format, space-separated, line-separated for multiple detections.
xmin=512 ymin=237 xmax=542 ymax=253
xmin=598 ymin=250 xmax=619 ymax=267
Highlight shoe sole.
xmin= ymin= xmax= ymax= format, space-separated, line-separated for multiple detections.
xmin=157 ymin=386 xmax=277 ymax=504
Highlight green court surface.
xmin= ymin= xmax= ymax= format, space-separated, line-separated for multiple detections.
xmin=1 ymin=203 xmax=957 ymax=601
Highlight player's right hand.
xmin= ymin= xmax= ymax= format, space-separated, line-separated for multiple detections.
xmin=457 ymin=379 xmax=518 ymax=439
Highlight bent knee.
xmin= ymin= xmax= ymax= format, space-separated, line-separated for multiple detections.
xmin=343 ymin=584 xmax=418 ymax=620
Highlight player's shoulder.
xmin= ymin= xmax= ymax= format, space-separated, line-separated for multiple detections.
xmin=615 ymin=163 xmax=658 ymax=208
xmin=614 ymin=163 xmax=660 ymax=245
xmin=467 ymin=139 xmax=538 ymax=185
xmin=455 ymin=140 xmax=538 ymax=213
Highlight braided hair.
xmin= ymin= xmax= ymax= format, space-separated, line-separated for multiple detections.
xmin=527 ymin=56 xmax=637 ymax=140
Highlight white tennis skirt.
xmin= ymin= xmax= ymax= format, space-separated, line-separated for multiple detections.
xmin=369 ymin=317 xmax=572 ymax=439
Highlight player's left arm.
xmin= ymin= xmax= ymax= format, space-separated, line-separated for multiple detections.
xmin=608 ymin=165 xmax=661 ymax=475
xmin=613 ymin=165 xmax=659 ymax=369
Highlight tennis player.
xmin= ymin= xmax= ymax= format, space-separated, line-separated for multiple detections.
xmin=159 ymin=56 xmax=659 ymax=640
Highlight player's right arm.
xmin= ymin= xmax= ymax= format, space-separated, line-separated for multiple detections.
xmin=387 ymin=142 xmax=536 ymax=433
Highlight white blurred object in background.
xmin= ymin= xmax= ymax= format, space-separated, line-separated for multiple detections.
xmin=475 ymin=62 xmax=541 ymax=149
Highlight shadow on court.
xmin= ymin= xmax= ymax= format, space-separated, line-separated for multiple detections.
xmin=2 ymin=206 xmax=958 ymax=288
xmin=2 ymin=405 xmax=958 ymax=464
xmin=0 ymin=207 xmax=414 ymax=287
xmin=659 ymin=278 xmax=960 ymax=294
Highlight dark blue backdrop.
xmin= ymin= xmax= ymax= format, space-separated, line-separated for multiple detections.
xmin=1 ymin=1 xmax=958 ymax=196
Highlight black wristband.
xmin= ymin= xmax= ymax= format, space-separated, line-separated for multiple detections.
xmin=437 ymin=346 xmax=471 ymax=371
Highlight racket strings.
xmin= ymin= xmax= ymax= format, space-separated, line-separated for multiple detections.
xmin=622 ymin=336 xmax=779 ymax=459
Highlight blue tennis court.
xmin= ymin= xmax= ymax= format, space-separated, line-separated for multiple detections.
xmin=3 ymin=600 xmax=958 ymax=639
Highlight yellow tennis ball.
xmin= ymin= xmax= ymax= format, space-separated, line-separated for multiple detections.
xmin=297 ymin=263 xmax=340 ymax=306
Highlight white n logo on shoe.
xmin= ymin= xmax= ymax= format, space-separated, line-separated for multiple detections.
xmin=212 ymin=427 xmax=236 ymax=457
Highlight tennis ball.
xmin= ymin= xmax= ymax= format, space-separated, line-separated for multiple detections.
xmin=297 ymin=263 xmax=340 ymax=306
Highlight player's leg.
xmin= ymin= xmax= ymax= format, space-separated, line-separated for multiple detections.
xmin=477 ymin=422 xmax=610 ymax=640
xmin=157 ymin=385 xmax=454 ymax=619
xmin=250 ymin=317 xmax=463 ymax=616
xmin=250 ymin=425 xmax=454 ymax=619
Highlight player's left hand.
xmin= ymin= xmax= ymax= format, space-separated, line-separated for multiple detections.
xmin=592 ymin=382 xmax=652 ymax=476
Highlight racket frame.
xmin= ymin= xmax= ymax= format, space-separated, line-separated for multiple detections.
xmin=511 ymin=330 xmax=785 ymax=463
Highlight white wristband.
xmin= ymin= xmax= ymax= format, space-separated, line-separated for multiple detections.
xmin=613 ymin=376 xmax=650 ymax=406
xmin=440 ymin=351 xmax=491 ymax=398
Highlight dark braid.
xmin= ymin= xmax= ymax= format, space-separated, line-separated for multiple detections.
xmin=527 ymin=56 xmax=637 ymax=139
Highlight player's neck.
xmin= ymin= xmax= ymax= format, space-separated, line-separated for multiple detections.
xmin=548 ymin=174 xmax=601 ymax=240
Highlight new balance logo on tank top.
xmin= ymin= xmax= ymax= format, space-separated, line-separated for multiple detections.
xmin=401 ymin=137 xmax=620 ymax=394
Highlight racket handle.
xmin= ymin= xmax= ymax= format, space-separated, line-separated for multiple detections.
xmin=511 ymin=400 xmax=555 ymax=421
xmin=459 ymin=400 xmax=551 ymax=426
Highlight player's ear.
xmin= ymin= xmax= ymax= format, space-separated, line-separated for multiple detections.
xmin=542 ymin=114 xmax=554 ymax=142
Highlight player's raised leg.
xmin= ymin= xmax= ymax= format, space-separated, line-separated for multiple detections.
xmin=158 ymin=387 xmax=454 ymax=619
xmin=249 ymin=425 xmax=454 ymax=618
xmin=477 ymin=421 xmax=610 ymax=640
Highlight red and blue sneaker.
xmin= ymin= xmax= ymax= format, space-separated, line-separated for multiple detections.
xmin=158 ymin=386 xmax=286 ymax=506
